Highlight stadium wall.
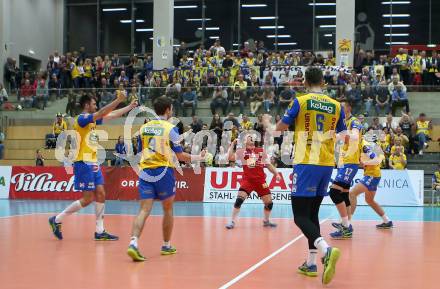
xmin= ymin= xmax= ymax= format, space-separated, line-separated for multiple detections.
xmin=0 ymin=0 xmax=64 ymax=80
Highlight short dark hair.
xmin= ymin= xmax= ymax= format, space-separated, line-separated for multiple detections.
xmin=153 ymin=96 xmax=172 ymax=115
xmin=79 ymin=94 xmax=94 ymax=108
xmin=420 ymin=113 xmax=426 ymax=117
xmin=305 ymin=66 xmax=323 ymax=86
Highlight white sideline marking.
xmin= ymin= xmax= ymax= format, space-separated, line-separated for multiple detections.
xmin=218 ymin=218 xmax=329 ymax=289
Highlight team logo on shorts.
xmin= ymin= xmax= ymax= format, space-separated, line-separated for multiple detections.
xmin=292 ymin=173 xmax=297 ymax=193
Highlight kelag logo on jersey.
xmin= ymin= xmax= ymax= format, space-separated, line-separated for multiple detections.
xmin=307 ymin=99 xmax=335 ymax=115
xmin=142 ymin=127 xmax=164 ymax=136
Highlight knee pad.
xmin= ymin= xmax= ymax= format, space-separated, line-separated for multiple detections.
xmin=329 ymin=188 xmax=344 ymax=205
xmin=234 ymin=196 xmax=246 ymax=209
xmin=264 ymin=202 xmax=273 ymax=211
xmin=342 ymin=192 xmax=351 ymax=207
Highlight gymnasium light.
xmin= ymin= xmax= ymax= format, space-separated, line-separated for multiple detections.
xmin=385 ymin=42 xmax=409 ymax=45
xmin=324 ymin=34 xmax=333 ymax=37
xmin=209 ymin=36 xmax=220 ymax=39
xmin=381 ymin=1 xmax=411 ymax=4
xmin=276 ymin=42 xmax=298 ymax=46
xmin=102 ymin=8 xmax=127 ymax=12
xmin=174 ymin=5 xmax=198 ymax=9
xmin=250 ymin=16 xmax=277 ymax=20
xmin=186 ymin=18 xmax=212 ymax=21
xmin=266 ymin=35 xmax=291 ymax=38
xmin=384 ymin=33 xmax=409 ymax=36
xmin=259 ymin=26 xmax=285 ymax=29
xmin=383 ymin=24 xmax=410 ymax=27
xmin=308 ymin=2 xmax=336 ymax=6
xmin=315 ymin=15 xmax=337 ymax=19
xmin=197 ymin=27 xmax=220 ymax=30
xmin=382 ymin=14 xmax=410 ymax=17
xmin=120 ymin=20 xmax=145 ymax=23
xmin=242 ymin=4 xmax=267 ymax=8
xmin=136 ymin=28 xmax=153 ymax=32
xmin=320 ymin=25 xmax=336 ymax=28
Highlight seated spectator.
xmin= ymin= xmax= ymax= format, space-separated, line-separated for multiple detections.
xmin=394 ymin=126 xmax=410 ymax=153
xmin=211 ymin=86 xmax=228 ymax=116
xmin=240 ymin=115 xmax=253 ymax=131
xmin=374 ymin=80 xmax=390 ymax=116
xmin=345 ymin=82 xmax=361 ymax=114
xmin=165 ymin=77 xmax=182 ymax=115
xmin=0 ymin=83 xmax=9 ymax=106
xmin=379 ymin=128 xmax=391 ymax=168
xmin=389 ymin=147 xmax=407 ymax=170
xmin=48 ymin=74 xmax=61 ymax=100
xmin=209 ymin=113 xmax=223 ymax=149
xmin=357 ymin=114 xmax=368 ymax=133
xmin=114 ymin=136 xmax=127 ymax=167
xmin=262 ymin=85 xmax=275 ymax=113
xmin=182 ymin=86 xmax=197 ymax=117
xmin=224 ymin=113 xmax=241 ymax=132
xmin=20 ymin=79 xmax=35 ymax=108
xmin=415 ymin=113 xmax=432 ymax=155
xmin=46 ymin=113 xmax=67 ymax=149
xmin=382 ymin=113 xmax=398 ymax=132
xmin=190 ymin=115 xmax=203 ymax=134
xmin=323 ymin=70 xmax=333 ymax=84
xmin=150 ymin=76 xmax=165 ymax=102
xmin=36 ymin=149 xmax=44 ymax=166
xmin=388 ymin=76 xmax=409 ymax=115
xmin=128 ymin=86 xmax=139 ymax=106
xmin=278 ymin=84 xmax=295 ymax=114
xmin=390 ymin=137 xmax=405 ymax=155
xmin=35 ymin=80 xmax=48 ymax=109
xmin=228 ymin=82 xmax=246 ymax=115
xmin=361 ymin=82 xmax=374 ymax=116
xmin=370 ymin=117 xmax=383 ymax=131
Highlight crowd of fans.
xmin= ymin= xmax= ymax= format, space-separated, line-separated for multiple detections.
xmin=2 ymin=41 xmax=439 ymax=116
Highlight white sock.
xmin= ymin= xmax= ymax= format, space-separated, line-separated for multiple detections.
xmin=231 ymin=207 xmax=240 ymax=223
xmin=341 ymin=216 xmax=350 ymax=227
xmin=130 ymin=236 xmax=138 ymax=247
xmin=95 ymin=202 xmax=105 ymax=234
xmin=55 ymin=200 xmax=83 ymax=223
xmin=381 ymin=214 xmax=390 ymax=223
xmin=163 ymin=241 xmax=171 ymax=247
xmin=307 ymin=249 xmax=318 ymax=266
xmin=314 ymin=237 xmax=330 ymax=256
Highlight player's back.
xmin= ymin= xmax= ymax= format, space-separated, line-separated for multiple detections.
xmin=139 ymin=119 xmax=178 ymax=169
xmin=292 ymin=93 xmax=343 ymax=167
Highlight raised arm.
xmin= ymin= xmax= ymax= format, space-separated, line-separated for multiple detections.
xmin=93 ymin=91 xmax=126 ymax=121
xmin=103 ymin=100 xmax=138 ymax=121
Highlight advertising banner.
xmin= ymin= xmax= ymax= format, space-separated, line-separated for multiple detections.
xmin=203 ymin=168 xmax=424 ymax=206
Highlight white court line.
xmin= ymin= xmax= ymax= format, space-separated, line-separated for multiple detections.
xmin=218 ymin=218 xmax=329 ymax=289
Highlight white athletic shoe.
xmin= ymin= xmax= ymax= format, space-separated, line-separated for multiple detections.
xmin=225 ymin=221 xmax=235 ymax=229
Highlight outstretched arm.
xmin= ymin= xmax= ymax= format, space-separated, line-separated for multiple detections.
xmin=92 ymin=91 xmax=126 ymax=122
xmin=103 ymin=100 xmax=137 ymax=121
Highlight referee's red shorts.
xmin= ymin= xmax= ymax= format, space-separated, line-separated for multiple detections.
xmin=239 ymin=179 xmax=271 ymax=197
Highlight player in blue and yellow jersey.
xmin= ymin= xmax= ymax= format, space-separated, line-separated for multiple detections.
xmin=49 ymin=92 xmax=137 ymax=241
xmin=127 ymin=97 xmax=206 ymax=262
xmin=328 ymin=101 xmax=362 ymax=239
xmin=350 ymin=135 xmax=393 ymax=229
xmin=273 ymin=67 xmax=346 ymax=285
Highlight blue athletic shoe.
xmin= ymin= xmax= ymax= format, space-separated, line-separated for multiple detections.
xmin=376 ymin=221 xmax=393 ymax=229
xmin=160 ymin=245 xmax=177 ymax=255
xmin=263 ymin=220 xmax=277 ymax=228
xmin=297 ymin=262 xmax=318 ymax=277
xmin=49 ymin=216 xmax=63 ymax=240
xmin=330 ymin=224 xmax=353 ymax=240
xmin=94 ymin=231 xmax=119 ymax=241
xmin=331 ymin=222 xmax=343 ymax=230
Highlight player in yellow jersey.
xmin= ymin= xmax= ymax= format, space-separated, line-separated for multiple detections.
xmin=49 ymin=92 xmax=137 ymax=240
xmin=328 ymin=101 xmax=362 ymax=239
xmin=127 ymin=97 xmax=206 ymax=262
xmin=273 ymin=67 xmax=346 ymax=284
xmin=349 ymin=135 xmax=393 ymax=229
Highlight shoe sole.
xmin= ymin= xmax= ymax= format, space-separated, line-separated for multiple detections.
xmin=225 ymin=226 xmax=234 ymax=230
xmin=127 ymin=248 xmax=146 ymax=262
xmin=94 ymin=238 xmax=119 ymax=241
xmin=330 ymin=235 xmax=352 ymax=240
xmin=161 ymin=250 xmax=177 ymax=256
xmin=376 ymin=227 xmax=393 ymax=230
xmin=297 ymin=270 xmax=318 ymax=277
xmin=322 ymin=248 xmax=341 ymax=285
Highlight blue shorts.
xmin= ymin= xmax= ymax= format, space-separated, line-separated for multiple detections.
xmin=359 ymin=176 xmax=381 ymax=192
xmin=73 ymin=162 xmax=104 ymax=191
xmin=334 ymin=164 xmax=359 ymax=185
xmin=138 ymin=167 xmax=176 ymax=200
xmin=292 ymin=164 xmax=333 ymax=197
